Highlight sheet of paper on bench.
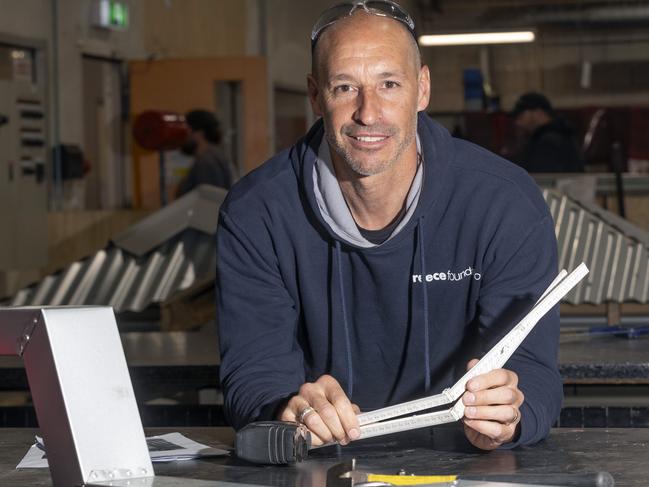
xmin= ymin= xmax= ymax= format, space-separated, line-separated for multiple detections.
xmin=16 ymin=432 xmax=229 ymax=469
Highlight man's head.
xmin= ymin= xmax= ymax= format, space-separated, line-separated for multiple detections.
xmin=308 ymin=1 xmax=430 ymax=178
xmin=182 ymin=110 xmax=222 ymax=155
xmin=310 ymin=1 xmax=419 ymax=75
xmin=511 ymin=92 xmax=554 ymax=135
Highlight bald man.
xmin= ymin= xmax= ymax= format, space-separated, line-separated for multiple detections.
xmin=217 ymin=1 xmax=562 ymax=451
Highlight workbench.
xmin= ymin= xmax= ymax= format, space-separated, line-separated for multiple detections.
xmin=559 ymin=335 xmax=649 ymax=384
xmin=0 ymin=325 xmax=220 ymax=397
xmin=558 ymin=335 xmax=649 ymax=428
xmin=2 ymin=331 xmax=648 ymax=427
xmin=2 ymin=328 xmax=647 ymax=391
xmin=1 ymin=426 xmax=646 ymax=486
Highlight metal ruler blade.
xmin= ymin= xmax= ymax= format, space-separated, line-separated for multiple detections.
xmin=446 ymin=263 xmax=588 ymax=401
xmin=360 ymin=396 xmax=466 ymax=440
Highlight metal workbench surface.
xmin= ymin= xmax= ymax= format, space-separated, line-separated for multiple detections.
xmin=1 ymin=426 xmax=647 ymax=486
xmin=1 ymin=331 xmax=648 ymax=391
xmin=559 ymin=335 xmax=649 ymax=383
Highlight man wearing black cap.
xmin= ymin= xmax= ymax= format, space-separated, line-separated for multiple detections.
xmin=510 ymin=92 xmax=583 ymax=173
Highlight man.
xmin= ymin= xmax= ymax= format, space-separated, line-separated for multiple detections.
xmin=217 ymin=1 xmax=561 ymax=451
xmin=176 ymin=109 xmax=236 ymax=197
xmin=510 ymin=92 xmax=583 ymax=173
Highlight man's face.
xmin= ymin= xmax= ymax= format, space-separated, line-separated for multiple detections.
xmin=181 ymin=130 xmax=199 ymax=156
xmin=308 ymin=13 xmax=430 ymax=177
xmin=514 ymin=109 xmax=549 ymax=136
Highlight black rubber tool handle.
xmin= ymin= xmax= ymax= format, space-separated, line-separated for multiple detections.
xmin=463 ymin=471 xmax=614 ymax=487
xmin=235 ymin=421 xmax=311 ymax=464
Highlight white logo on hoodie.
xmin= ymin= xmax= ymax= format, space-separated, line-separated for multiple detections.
xmin=412 ymin=266 xmax=481 ymax=283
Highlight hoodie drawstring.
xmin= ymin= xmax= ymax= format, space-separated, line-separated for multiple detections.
xmin=335 ymin=240 xmax=354 ymax=397
xmin=334 ymin=218 xmax=429 ymax=400
xmin=417 ymin=218 xmax=431 ymax=394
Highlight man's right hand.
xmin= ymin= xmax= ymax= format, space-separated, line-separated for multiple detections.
xmin=277 ymin=374 xmax=361 ymax=446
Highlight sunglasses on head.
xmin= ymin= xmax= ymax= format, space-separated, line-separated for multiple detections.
xmin=311 ymin=0 xmax=416 ymax=50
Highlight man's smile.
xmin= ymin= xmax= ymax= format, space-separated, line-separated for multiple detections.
xmin=352 ymin=135 xmax=387 ymax=142
xmin=347 ymin=133 xmax=391 ymax=149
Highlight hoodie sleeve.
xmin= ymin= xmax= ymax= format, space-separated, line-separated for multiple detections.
xmin=477 ymin=214 xmax=562 ymax=448
xmin=216 ymin=209 xmax=305 ymax=429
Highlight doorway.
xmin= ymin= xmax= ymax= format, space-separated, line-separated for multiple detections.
xmin=82 ymin=55 xmax=126 ymax=209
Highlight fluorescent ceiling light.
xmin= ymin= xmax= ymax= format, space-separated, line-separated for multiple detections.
xmin=419 ymin=31 xmax=535 ymax=46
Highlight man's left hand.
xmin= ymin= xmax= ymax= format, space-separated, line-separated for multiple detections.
xmin=461 ymin=358 xmax=524 ymax=450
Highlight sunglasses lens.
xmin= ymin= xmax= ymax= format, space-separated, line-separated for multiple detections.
xmin=311 ymin=4 xmax=356 ymax=41
xmin=365 ymin=1 xmax=409 ymax=22
xmin=311 ymin=1 xmax=415 ymax=45
xmin=367 ymin=1 xmax=415 ymax=31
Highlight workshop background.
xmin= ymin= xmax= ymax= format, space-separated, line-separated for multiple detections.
xmin=1 ymin=0 xmax=649 ymax=429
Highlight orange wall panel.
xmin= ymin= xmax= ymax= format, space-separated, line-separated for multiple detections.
xmin=129 ymin=57 xmax=269 ymax=208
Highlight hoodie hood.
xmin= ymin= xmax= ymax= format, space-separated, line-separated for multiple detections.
xmin=293 ymin=112 xmax=454 ymax=248
xmin=312 ymin=135 xmax=424 ymax=248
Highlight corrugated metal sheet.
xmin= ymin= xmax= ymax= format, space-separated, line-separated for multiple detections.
xmin=4 ymin=185 xmax=225 ymax=313
xmin=112 ymin=185 xmax=226 ymax=256
xmin=5 ymin=186 xmax=649 ymax=310
xmin=8 ymin=229 xmax=215 ymax=313
xmin=544 ymin=189 xmax=649 ymax=304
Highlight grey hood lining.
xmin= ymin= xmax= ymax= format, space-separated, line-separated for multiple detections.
xmin=312 ymin=136 xmax=423 ymax=248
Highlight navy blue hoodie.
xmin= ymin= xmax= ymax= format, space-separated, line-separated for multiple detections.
xmin=217 ymin=113 xmax=562 ymax=447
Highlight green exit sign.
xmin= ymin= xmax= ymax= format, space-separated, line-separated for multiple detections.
xmin=96 ymin=0 xmax=129 ymax=30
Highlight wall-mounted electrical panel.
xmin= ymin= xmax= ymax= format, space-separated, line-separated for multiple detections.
xmin=0 ymin=80 xmax=48 ymax=269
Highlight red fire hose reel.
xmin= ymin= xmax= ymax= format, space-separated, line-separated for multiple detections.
xmin=132 ymin=110 xmax=189 ymax=151
xmin=132 ymin=110 xmax=190 ymax=206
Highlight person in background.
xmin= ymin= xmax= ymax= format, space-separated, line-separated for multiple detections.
xmin=509 ymin=92 xmax=583 ymax=173
xmin=176 ymin=109 xmax=236 ymax=197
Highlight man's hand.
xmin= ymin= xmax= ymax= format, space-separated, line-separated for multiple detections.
xmin=462 ymin=358 xmax=524 ymax=450
xmin=277 ymin=375 xmax=361 ymax=446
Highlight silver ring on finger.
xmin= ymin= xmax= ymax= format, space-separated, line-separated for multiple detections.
xmin=297 ymin=406 xmax=317 ymax=424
